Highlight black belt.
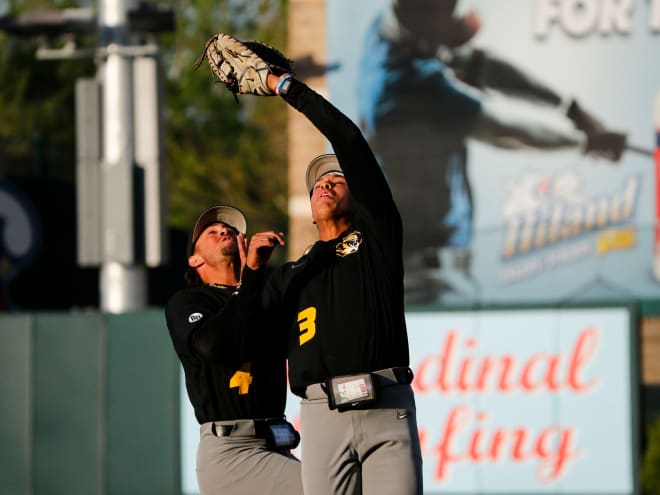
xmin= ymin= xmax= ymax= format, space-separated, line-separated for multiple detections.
xmin=371 ymin=366 xmax=414 ymax=387
xmin=211 ymin=418 xmax=283 ymax=438
xmin=210 ymin=418 xmax=300 ymax=449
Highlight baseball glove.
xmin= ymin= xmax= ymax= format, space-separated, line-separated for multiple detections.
xmin=195 ymin=33 xmax=294 ymax=97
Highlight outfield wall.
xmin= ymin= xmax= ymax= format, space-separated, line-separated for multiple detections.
xmin=1 ymin=306 xmax=658 ymax=494
xmin=0 ymin=310 xmax=180 ymax=495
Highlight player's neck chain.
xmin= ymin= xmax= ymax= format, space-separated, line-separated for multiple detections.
xmin=209 ymin=282 xmax=241 ymax=290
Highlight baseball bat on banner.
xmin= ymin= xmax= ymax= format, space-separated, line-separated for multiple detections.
xmin=627 ymin=143 xmax=654 ymax=157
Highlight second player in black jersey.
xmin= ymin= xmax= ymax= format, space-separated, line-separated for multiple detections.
xmin=165 ymin=205 xmax=302 ymax=495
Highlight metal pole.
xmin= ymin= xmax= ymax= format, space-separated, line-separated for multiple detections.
xmin=98 ymin=0 xmax=146 ymax=312
xmin=134 ymin=48 xmax=168 ymax=267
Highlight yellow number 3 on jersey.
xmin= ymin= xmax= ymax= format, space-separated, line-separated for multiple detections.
xmin=298 ymin=306 xmax=317 ymax=346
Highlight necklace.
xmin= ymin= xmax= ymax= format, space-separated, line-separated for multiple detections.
xmin=209 ymin=282 xmax=241 ymax=290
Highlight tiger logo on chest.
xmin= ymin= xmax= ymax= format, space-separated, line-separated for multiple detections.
xmin=336 ymin=230 xmax=363 ymax=257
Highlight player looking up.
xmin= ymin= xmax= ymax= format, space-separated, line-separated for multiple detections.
xmin=165 ymin=205 xmax=301 ymax=495
xmin=261 ymin=70 xmax=423 ymax=494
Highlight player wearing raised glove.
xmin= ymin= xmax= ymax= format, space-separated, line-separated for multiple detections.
xmin=263 ymin=70 xmax=423 ymax=495
xmin=165 ymin=205 xmax=302 ymax=495
xmin=195 ymin=33 xmax=294 ymax=99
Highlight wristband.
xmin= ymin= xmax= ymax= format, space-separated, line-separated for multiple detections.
xmin=275 ymin=74 xmax=294 ymax=96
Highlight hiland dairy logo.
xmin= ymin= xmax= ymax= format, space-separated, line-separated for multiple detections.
xmin=501 ymin=172 xmax=640 ymax=262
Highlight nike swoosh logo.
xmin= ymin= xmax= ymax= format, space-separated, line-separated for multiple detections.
xmin=397 ymin=410 xmax=409 ymax=420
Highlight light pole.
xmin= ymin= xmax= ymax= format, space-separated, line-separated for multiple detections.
xmin=98 ymin=0 xmax=145 ymax=312
xmin=1 ymin=2 xmax=174 ymax=313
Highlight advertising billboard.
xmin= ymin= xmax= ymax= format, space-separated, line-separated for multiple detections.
xmin=181 ymin=306 xmax=638 ymax=494
xmin=325 ymin=0 xmax=660 ymax=306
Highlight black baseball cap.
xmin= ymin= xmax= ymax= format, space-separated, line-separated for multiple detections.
xmin=187 ymin=205 xmax=247 ymax=257
xmin=305 ymin=154 xmax=344 ymax=194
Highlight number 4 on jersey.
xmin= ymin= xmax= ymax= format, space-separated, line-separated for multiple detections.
xmin=230 ymin=363 xmax=253 ymax=394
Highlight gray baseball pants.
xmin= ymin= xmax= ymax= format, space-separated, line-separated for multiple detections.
xmin=300 ymin=381 xmax=423 ymax=495
xmin=197 ymin=420 xmax=303 ymax=495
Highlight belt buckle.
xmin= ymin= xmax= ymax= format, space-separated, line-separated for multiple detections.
xmin=212 ymin=422 xmax=234 ymax=437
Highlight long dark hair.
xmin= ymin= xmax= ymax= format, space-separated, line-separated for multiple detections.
xmin=184 ymin=268 xmax=203 ymax=288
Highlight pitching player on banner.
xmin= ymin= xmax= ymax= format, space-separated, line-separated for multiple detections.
xmin=357 ymin=0 xmax=636 ymax=304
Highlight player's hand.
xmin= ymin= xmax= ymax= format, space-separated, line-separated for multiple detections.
xmin=584 ymin=130 xmax=627 ymax=162
xmin=245 ymin=231 xmax=285 ymax=270
xmin=237 ymin=233 xmax=249 ymax=273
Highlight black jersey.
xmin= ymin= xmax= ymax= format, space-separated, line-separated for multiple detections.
xmin=265 ymin=80 xmax=410 ymax=397
xmin=165 ymin=267 xmax=288 ymax=424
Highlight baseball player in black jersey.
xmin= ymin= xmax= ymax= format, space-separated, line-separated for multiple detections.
xmin=164 ymin=205 xmax=302 ymax=495
xmin=260 ymin=72 xmax=423 ymax=494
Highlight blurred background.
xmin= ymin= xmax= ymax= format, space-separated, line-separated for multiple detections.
xmin=1 ymin=0 xmax=659 ymax=494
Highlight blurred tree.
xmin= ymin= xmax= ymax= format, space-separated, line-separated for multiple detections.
xmin=642 ymin=415 xmax=660 ymax=494
xmin=0 ymin=0 xmax=289 ymax=258
xmin=0 ymin=0 xmax=95 ymax=181
xmin=160 ymin=0 xmax=289 ymax=260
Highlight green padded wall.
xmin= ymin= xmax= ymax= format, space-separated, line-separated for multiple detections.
xmin=33 ymin=313 xmax=105 ymax=495
xmin=0 ymin=315 xmax=32 ymax=495
xmin=0 ymin=310 xmax=180 ymax=495
xmin=106 ymin=310 xmax=180 ymax=495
